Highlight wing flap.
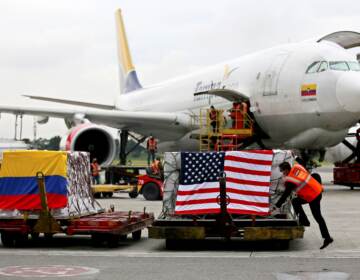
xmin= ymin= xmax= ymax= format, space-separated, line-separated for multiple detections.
xmin=23 ymin=95 xmax=116 ymax=110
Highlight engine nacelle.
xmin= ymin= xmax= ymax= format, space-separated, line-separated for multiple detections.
xmin=60 ymin=124 xmax=118 ymax=166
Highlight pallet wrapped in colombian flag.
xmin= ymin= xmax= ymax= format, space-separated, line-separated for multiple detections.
xmin=0 ymin=150 xmax=102 ymax=218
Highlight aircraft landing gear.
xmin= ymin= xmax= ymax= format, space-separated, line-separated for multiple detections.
xmin=340 ymin=128 xmax=360 ymax=164
xmin=118 ymin=130 xmax=147 ymax=165
xmin=298 ymin=150 xmax=323 ymax=184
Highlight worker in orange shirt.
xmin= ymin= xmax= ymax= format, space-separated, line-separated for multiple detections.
xmin=229 ymin=102 xmax=242 ymax=129
xmin=150 ymin=156 xmax=163 ymax=180
xmin=209 ymin=105 xmax=219 ymax=133
xmin=147 ymin=134 xmax=158 ymax=166
xmin=91 ymin=158 xmax=101 ymax=184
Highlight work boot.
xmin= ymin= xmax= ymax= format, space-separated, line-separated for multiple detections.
xmin=320 ymin=237 xmax=334 ymax=249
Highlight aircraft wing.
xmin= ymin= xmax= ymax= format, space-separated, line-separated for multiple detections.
xmin=23 ymin=94 xmax=116 ymax=110
xmin=0 ymin=104 xmax=192 ymax=138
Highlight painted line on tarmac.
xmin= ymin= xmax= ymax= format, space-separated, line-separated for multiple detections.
xmin=0 ymin=249 xmax=359 ymax=259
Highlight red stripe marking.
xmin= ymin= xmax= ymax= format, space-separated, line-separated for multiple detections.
xmin=177 ymin=187 xmax=219 ymax=196
xmin=229 ymin=199 xmax=269 ymax=208
xmin=224 ymin=166 xmax=271 ymax=176
xmin=301 ymin=90 xmax=316 ymax=96
xmin=227 ymin=209 xmax=269 ymax=216
xmin=175 ymin=208 xmax=221 ymax=215
xmin=225 ymin=155 xmax=272 ymax=165
xmin=176 ymin=198 xmax=268 ymax=208
xmin=0 ymin=194 xmax=67 ymax=210
xmin=238 ymin=150 xmax=273 ymax=155
xmin=176 ymin=198 xmax=217 ymax=206
xmin=177 ymin=187 xmax=268 ymax=197
xmin=226 ymin=177 xmax=270 ymax=187
xmin=226 ymin=187 xmax=269 ymax=197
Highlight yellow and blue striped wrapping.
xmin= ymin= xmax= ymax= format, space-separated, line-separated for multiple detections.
xmin=0 ymin=150 xmax=68 ymax=210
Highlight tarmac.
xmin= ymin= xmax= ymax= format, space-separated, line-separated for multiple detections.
xmin=0 ymin=167 xmax=359 ymax=279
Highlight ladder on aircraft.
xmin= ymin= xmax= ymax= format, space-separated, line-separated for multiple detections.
xmin=198 ymin=108 xmax=254 ymax=152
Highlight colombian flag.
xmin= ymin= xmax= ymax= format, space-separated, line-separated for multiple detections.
xmin=0 ymin=151 xmax=68 ymax=210
xmin=301 ymin=84 xmax=317 ymax=96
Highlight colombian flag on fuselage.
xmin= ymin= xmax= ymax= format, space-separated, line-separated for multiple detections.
xmin=301 ymin=84 xmax=317 ymax=96
xmin=0 ymin=151 xmax=68 ymax=210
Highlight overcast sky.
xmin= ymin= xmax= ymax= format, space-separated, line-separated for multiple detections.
xmin=0 ymin=0 xmax=360 ymax=140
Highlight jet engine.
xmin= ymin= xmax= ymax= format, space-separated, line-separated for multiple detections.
xmin=60 ymin=124 xmax=118 ymax=166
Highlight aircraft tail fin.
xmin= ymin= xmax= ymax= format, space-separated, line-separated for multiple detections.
xmin=115 ymin=9 xmax=142 ymax=94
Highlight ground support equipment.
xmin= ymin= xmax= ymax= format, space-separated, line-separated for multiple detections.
xmin=0 ymin=210 xmax=154 ymax=248
xmin=149 ymin=173 xmax=304 ymax=249
xmin=333 ymin=163 xmax=360 ymax=189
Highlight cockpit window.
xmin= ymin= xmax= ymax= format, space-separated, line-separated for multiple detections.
xmin=306 ymin=60 xmax=360 ymax=73
xmin=305 ymin=61 xmax=321 ymax=73
xmin=347 ymin=61 xmax=360 ymax=71
xmin=318 ymin=61 xmax=328 ymax=72
xmin=329 ymin=61 xmax=350 ymax=71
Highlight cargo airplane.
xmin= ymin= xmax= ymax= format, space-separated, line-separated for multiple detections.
xmin=1 ymin=9 xmax=360 ymax=167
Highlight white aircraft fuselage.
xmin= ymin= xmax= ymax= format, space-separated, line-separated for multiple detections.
xmin=117 ymin=40 xmax=360 ymax=151
xmin=2 ymin=9 xmax=360 ymax=166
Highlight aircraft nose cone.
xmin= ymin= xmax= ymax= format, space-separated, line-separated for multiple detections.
xmin=336 ymin=72 xmax=360 ymax=113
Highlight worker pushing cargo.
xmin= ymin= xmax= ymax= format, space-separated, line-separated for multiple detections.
xmin=275 ymin=161 xmax=334 ymax=249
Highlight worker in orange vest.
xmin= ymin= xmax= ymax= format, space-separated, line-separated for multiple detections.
xmin=229 ymin=102 xmax=242 ymax=129
xmin=275 ymin=161 xmax=333 ymax=249
xmin=209 ymin=105 xmax=219 ymax=133
xmin=150 ymin=156 xmax=163 ymax=179
xmin=91 ymin=158 xmax=101 ymax=184
xmin=147 ymin=134 xmax=158 ymax=166
xmin=240 ymin=101 xmax=248 ymax=128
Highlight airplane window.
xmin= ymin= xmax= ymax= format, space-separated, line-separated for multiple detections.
xmin=317 ymin=61 xmax=328 ymax=72
xmin=305 ymin=61 xmax=321 ymax=74
xmin=348 ymin=61 xmax=360 ymax=71
xmin=329 ymin=61 xmax=349 ymax=71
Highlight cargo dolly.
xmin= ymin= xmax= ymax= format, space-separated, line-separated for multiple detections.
xmin=149 ymin=174 xmax=304 ymax=249
xmin=0 ymin=172 xmax=154 ymax=248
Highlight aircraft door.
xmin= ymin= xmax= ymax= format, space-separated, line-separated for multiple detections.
xmin=262 ymin=53 xmax=289 ymax=96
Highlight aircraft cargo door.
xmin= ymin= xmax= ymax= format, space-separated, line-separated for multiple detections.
xmin=262 ymin=53 xmax=289 ymax=96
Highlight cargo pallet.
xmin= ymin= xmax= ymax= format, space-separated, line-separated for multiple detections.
xmin=0 ymin=210 xmax=154 ymax=248
xmin=149 ymin=175 xmax=304 ymax=249
xmin=0 ymin=173 xmax=154 ymax=248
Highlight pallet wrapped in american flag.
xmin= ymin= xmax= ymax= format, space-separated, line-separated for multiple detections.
xmin=161 ymin=149 xmax=294 ymax=217
xmin=149 ymin=150 xmax=304 ymax=247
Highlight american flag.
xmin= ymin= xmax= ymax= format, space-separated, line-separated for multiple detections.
xmin=175 ymin=150 xmax=273 ymax=216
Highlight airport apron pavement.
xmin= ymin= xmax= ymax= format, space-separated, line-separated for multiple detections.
xmin=0 ymin=167 xmax=359 ymax=279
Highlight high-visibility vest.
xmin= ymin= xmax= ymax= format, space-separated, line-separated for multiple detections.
xmin=151 ymin=160 xmax=160 ymax=175
xmin=147 ymin=138 xmax=157 ymax=150
xmin=285 ymin=163 xmax=323 ymax=202
xmin=91 ymin=163 xmax=100 ymax=176
xmin=209 ymin=109 xmax=217 ymax=121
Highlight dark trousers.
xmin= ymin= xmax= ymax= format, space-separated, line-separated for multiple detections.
xmin=147 ymin=150 xmax=155 ymax=165
xmin=292 ymin=194 xmax=331 ymax=239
